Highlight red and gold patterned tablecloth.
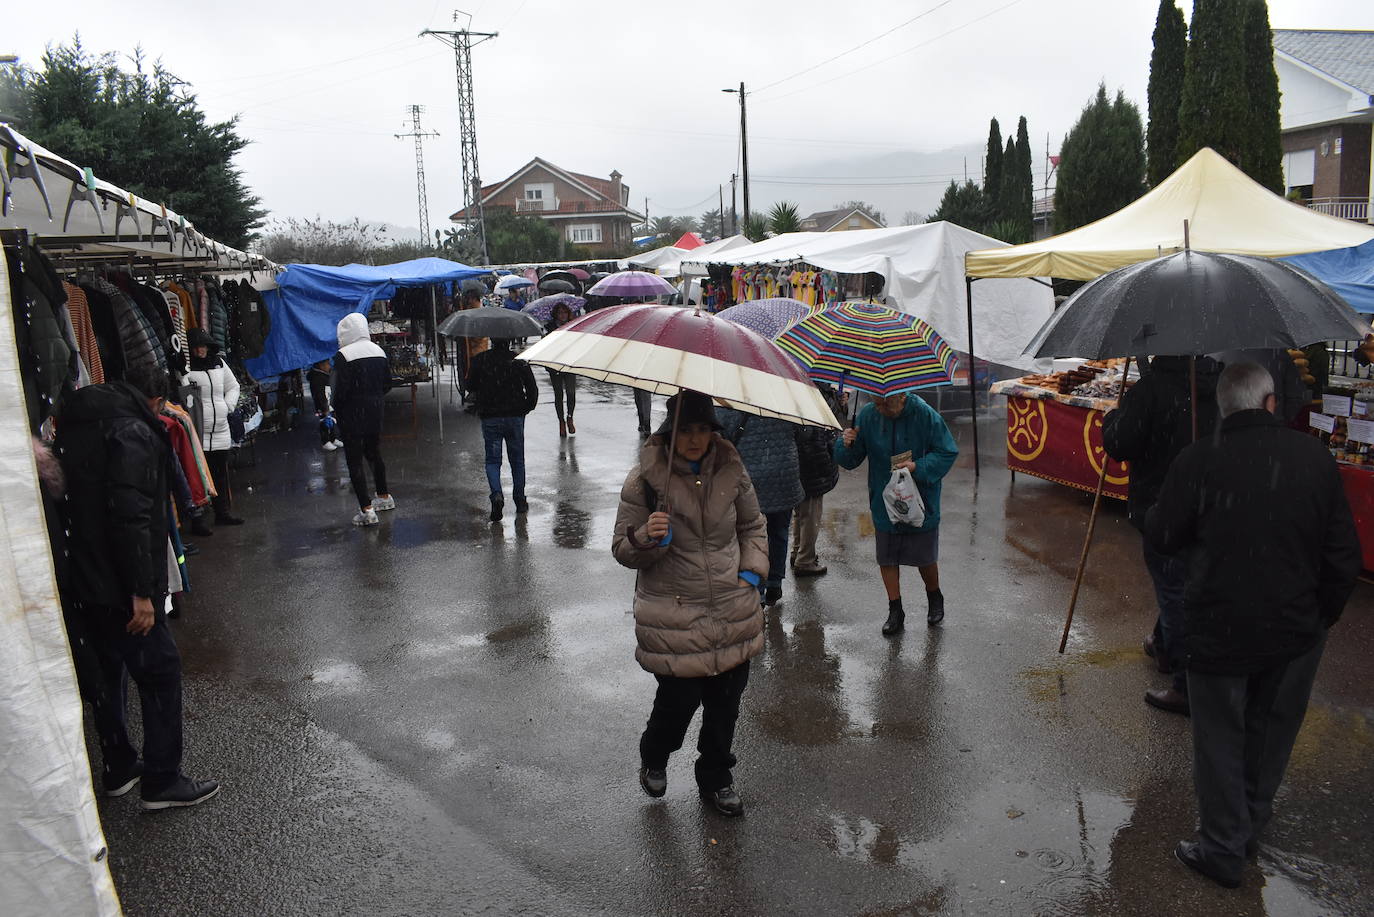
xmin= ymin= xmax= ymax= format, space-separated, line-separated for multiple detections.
xmin=1000 ymin=393 xmax=1130 ymax=500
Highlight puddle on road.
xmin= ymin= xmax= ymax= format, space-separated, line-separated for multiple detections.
xmin=304 ymin=660 xmax=366 ymax=692
xmin=1018 ymin=646 xmax=1141 ymax=714
xmin=486 ymin=619 xmax=545 ymax=643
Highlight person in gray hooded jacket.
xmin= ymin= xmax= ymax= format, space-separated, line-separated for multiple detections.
xmin=332 ymin=313 xmax=395 ymax=526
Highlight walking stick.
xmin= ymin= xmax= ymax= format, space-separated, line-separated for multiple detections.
xmin=1058 ymin=357 xmax=1132 ymax=654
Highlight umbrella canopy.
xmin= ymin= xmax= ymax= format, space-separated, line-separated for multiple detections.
xmin=566 ymin=267 xmax=591 ymax=280
xmin=437 ymin=306 xmax=543 ymax=340
xmin=586 ymin=270 xmax=677 ymax=298
xmin=717 ymin=298 xmax=812 ymax=339
xmin=541 ymin=270 xmax=579 ymax=285
xmin=517 ymin=304 xmax=839 ymax=428
xmin=540 ymin=278 xmax=576 ymax=293
xmin=460 ymin=277 xmax=489 ymax=294
xmin=776 ymin=301 xmax=958 ymax=397
xmin=496 ymin=275 xmax=534 ymax=291
xmin=522 ymin=293 xmax=586 ymax=324
xmin=1024 ymin=250 xmax=1368 ymax=359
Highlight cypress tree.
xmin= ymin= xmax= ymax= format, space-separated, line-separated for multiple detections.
xmin=999 ymin=137 xmax=1018 ymax=225
xmin=1147 ymin=0 xmax=1187 ymax=186
xmin=1177 ymin=0 xmax=1249 ymax=167
xmin=1243 ymin=0 xmax=1284 ymax=192
xmin=984 ymin=118 xmax=1004 ymax=215
xmin=1015 ymin=116 xmax=1034 ymax=241
xmin=1055 ymin=84 xmax=1148 ymax=232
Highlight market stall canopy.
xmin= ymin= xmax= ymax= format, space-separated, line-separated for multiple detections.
xmin=965 ymin=148 xmax=1374 ymax=281
xmin=1282 ymin=238 xmax=1374 ymax=314
xmin=621 ymin=235 xmax=753 ymax=277
xmin=245 ymin=257 xmax=485 ymax=379
xmin=674 ymin=231 xmax=705 ymax=250
xmin=619 ymin=244 xmax=689 ymax=273
xmin=685 ymin=223 xmax=1055 ymax=371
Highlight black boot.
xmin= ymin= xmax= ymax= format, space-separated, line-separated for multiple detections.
xmin=190 ymin=514 xmax=213 ymax=537
xmin=489 ymin=495 xmax=504 ymax=522
xmin=927 ymin=589 xmax=945 ymax=626
xmin=882 ymin=599 xmax=905 ymax=636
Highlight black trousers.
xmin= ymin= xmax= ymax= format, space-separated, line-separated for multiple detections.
xmin=1187 ymin=634 xmax=1326 ymax=881
xmin=205 ymin=448 xmax=233 ymax=517
xmin=546 ymin=369 xmax=577 ymax=422
xmin=639 ymin=660 xmax=750 ymax=791
xmin=73 ymin=600 xmax=184 ymax=792
xmin=343 ymin=433 xmax=388 ymax=509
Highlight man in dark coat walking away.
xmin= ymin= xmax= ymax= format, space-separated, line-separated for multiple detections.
xmin=790 ymin=383 xmax=844 ymax=576
xmin=54 ymin=364 xmax=219 ymax=810
xmin=332 ymin=313 xmax=395 ymax=527
xmin=466 ymin=337 xmax=538 ymax=521
xmin=1103 ymin=355 xmax=1222 ymax=715
xmin=1146 ymin=361 xmax=1360 ymax=889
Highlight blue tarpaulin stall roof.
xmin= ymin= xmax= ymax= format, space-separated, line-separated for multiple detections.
xmin=1282 ymin=239 xmax=1374 ymax=315
xmin=245 ymin=257 xmax=487 ymax=378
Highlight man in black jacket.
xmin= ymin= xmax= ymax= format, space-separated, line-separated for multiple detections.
xmin=54 ymin=365 xmax=219 ymax=810
xmin=790 ymin=383 xmax=843 ymax=576
xmin=1103 ymin=355 xmax=1221 ymax=715
xmin=1145 ymin=361 xmax=1360 ymax=889
xmin=466 ymin=338 xmax=538 ymax=521
xmin=332 ymin=313 xmax=395 ymax=526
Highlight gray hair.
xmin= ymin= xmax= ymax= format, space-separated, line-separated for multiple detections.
xmin=1217 ymin=361 xmax=1275 ymax=418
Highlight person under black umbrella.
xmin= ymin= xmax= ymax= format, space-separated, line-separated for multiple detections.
xmin=466 ymin=336 xmax=539 ymax=521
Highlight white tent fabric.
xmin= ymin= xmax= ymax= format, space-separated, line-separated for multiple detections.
xmin=620 ymin=235 xmax=754 ymax=278
xmin=965 ymin=147 xmax=1374 ymax=280
xmin=618 ymin=245 xmax=688 ymax=272
xmin=0 ymin=256 xmax=120 ymax=917
xmin=685 ymin=223 xmax=1055 ymax=371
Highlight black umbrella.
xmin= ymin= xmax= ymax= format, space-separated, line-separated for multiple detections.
xmin=540 ymin=278 xmax=576 ymax=293
xmin=541 ymin=269 xmax=578 ymax=285
xmin=1025 ymin=250 xmax=1366 ymax=359
xmin=437 ymin=307 xmax=543 ymax=339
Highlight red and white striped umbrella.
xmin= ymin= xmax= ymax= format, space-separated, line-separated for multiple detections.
xmin=517 ymin=304 xmax=840 ymax=428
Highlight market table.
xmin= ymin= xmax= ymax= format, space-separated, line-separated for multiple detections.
xmin=988 ymin=380 xmax=1130 ymax=500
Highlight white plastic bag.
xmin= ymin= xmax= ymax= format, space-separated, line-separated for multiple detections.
xmin=882 ymin=467 xmax=926 ymax=527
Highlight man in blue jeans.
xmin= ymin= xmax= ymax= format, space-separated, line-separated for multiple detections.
xmin=466 ymin=338 xmax=539 ymax=521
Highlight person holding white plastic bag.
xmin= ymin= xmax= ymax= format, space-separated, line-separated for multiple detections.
xmin=834 ymin=391 xmax=958 ymax=636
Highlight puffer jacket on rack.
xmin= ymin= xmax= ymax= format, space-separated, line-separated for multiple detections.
xmin=92 ymin=277 xmax=166 ymax=377
xmin=182 ymin=328 xmax=241 ymax=452
xmin=233 ymin=281 xmax=272 ymax=359
xmin=206 ymin=281 xmax=230 ymax=354
xmin=6 ymin=244 xmax=77 ymax=431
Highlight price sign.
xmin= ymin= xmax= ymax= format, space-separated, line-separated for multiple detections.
xmin=1309 ymin=412 xmax=1336 ymax=433
xmin=1323 ymin=394 xmax=1353 ymax=417
xmin=1348 ymin=419 xmax=1374 ymax=444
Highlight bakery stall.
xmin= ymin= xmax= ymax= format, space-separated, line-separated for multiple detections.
xmin=988 ymin=360 xmax=1133 ymax=499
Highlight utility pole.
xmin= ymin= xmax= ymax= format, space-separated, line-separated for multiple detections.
xmin=395 ymin=104 xmax=440 ymax=245
xmin=723 ymin=83 xmax=750 ymax=222
xmin=718 ymin=185 xmax=725 ymax=239
xmin=422 ymin=12 xmax=497 ymax=264
xmin=730 ymin=173 xmax=738 ymax=235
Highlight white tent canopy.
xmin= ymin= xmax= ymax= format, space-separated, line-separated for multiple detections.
xmin=621 ymin=234 xmax=754 ymax=279
xmin=966 ymin=147 xmax=1374 ymax=280
xmin=685 ymin=223 xmax=1055 ymax=371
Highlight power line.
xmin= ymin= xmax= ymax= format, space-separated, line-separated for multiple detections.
xmin=753 ymin=177 xmax=959 ymax=188
xmin=751 ymin=0 xmax=956 ymax=95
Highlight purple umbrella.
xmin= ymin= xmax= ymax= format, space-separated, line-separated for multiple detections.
xmin=585 ymin=270 xmax=677 ymax=298
xmin=717 ymin=298 xmax=812 ymax=339
xmin=522 ymin=293 xmax=586 ymax=324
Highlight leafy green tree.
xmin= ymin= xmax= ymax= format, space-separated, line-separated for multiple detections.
xmin=984 ymin=118 xmax=1004 ymax=217
xmin=1242 ymin=0 xmax=1284 ymax=192
xmin=699 ymin=207 xmax=725 ymax=239
xmin=740 ymin=213 xmax=770 ymax=243
xmin=1147 ymin=0 xmax=1187 ymax=186
xmin=985 ymin=218 xmax=1028 ymax=245
xmin=832 ymin=200 xmax=886 ymax=226
xmin=1054 ymin=84 xmax=1147 ymax=233
xmin=482 ymin=209 xmax=564 ymax=263
xmin=767 ymin=201 xmax=802 ymax=235
xmin=1014 ymin=116 xmax=1035 ymax=242
xmin=928 ymin=180 xmax=989 ymax=232
xmin=1177 ymin=0 xmax=1249 ymax=167
xmin=2 ymin=39 xmax=264 ymax=247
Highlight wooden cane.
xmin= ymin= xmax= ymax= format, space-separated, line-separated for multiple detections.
xmin=1058 ymin=356 xmax=1133 ymax=654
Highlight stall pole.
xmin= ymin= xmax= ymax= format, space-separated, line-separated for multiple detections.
xmin=1058 ymin=357 xmax=1133 ymax=653
xmin=430 ymin=285 xmax=442 ymax=440
xmin=965 ymin=276 xmax=980 ymax=477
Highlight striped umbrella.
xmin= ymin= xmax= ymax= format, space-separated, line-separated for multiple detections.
xmin=717 ymin=298 xmax=813 ymax=339
xmin=775 ymin=301 xmax=958 ymax=397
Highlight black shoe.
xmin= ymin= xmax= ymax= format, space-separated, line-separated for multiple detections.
xmin=489 ymin=496 xmax=504 ymax=522
xmin=190 ymin=516 xmax=213 ymax=537
xmin=1174 ymin=840 xmax=1241 ymax=889
xmin=927 ymin=590 xmax=945 ymax=626
xmin=141 ymin=775 xmax=220 ymax=811
xmin=639 ymin=767 xmax=667 ymax=798
xmin=514 ymin=498 xmax=529 ymax=515
xmin=882 ymin=608 xmax=905 ymax=636
xmin=700 ymin=785 xmax=744 ymax=817
xmin=763 ymin=585 xmax=782 ymax=606
xmin=1145 ymin=687 xmax=1191 ymax=716
xmin=793 ymin=564 xmax=827 ymax=577
xmin=182 ymin=542 xmax=200 ymax=557
xmin=215 ymin=514 xmax=245 ymax=526
xmin=103 ymin=760 xmax=143 ymax=797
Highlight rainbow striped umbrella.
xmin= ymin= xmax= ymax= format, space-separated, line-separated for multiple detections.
xmin=775 ymin=301 xmax=958 ymax=397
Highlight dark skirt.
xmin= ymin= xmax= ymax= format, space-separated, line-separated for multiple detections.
xmin=875 ymin=528 xmax=939 ymax=567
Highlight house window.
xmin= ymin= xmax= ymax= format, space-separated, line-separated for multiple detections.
xmin=568 ymin=224 xmax=602 ymax=244
xmin=522 ymin=182 xmax=554 ymax=211
xmin=848 ymin=216 xmax=862 ymax=228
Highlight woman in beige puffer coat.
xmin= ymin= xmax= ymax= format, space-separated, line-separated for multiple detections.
xmin=613 ymin=390 xmax=767 ymax=817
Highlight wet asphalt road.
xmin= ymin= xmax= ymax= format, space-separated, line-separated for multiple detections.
xmin=94 ymin=372 xmax=1374 ymax=916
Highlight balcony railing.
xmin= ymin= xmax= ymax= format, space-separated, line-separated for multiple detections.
xmin=515 ymin=197 xmax=559 ymax=213
xmin=1307 ymin=197 xmax=1370 ymax=223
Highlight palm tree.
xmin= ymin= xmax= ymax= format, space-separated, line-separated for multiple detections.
xmin=740 ymin=214 xmax=770 ymax=243
xmin=767 ymin=201 xmax=802 ymax=235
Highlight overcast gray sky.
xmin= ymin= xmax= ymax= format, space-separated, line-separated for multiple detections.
xmin=7 ymin=0 xmax=1370 ymax=237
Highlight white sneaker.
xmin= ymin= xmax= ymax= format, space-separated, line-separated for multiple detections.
xmin=372 ymin=494 xmax=396 ymax=512
xmin=352 ymin=508 xmax=379 ymax=526
xmin=322 ymin=441 xmax=339 ymax=451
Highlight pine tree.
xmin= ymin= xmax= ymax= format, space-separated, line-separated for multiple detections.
xmin=929 ymin=180 xmax=989 ymax=232
xmin=1054 ymin=84 xmax=1148 ymax=232
xmin=1177 ymin=0 xmax=1249 ymax=167
xmin=984 ymin=118 xmax=1004 ymax=215
xmin=1015 ymin=116 xmax=1034 ymax=242
xmin=1147 ymin=0 xmax=1187 ymax=186
xmin=998 ymin=137 xmax=1018 ymax=225
xmin=1242 ymin=0 xmax=1284 ymax=192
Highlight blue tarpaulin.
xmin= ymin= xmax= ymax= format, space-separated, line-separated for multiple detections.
xmin=244 ymin=258 xmax=487 ymax=378
xmin=1282 ymin=239 xmax=1374 ymax=315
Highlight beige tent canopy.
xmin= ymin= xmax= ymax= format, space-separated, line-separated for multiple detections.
xmin=965 ymin=148 xmax=1374 ymax=280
